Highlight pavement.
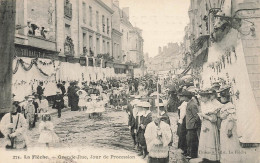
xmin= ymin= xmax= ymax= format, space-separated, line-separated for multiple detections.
xmin=0 ymin=107 xmax=189 ymax=163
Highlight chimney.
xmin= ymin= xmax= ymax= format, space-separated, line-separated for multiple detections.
xmin=122 ymin=7 xmax=129 ymax=18
xmin=158 ymin=47 xmax=162 ymax=54
xmin=113 ymin=0 xmax=119 ymax=7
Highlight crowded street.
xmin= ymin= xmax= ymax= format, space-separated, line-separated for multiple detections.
xmin=1 ymin=0 xmax=260 ymax=163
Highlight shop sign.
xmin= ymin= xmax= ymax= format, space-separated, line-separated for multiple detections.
xmin=15 ymin=45 xmax=58 ymax=59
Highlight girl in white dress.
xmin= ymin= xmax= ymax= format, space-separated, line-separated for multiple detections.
xmin=86 ymin=97 xmax=95 ymax=118
xmin=38 ymin=114 xmax=59 ymax=147
xmin=77 ymin=90 xmax=87 ymax=111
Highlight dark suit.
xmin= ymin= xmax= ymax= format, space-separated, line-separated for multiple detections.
xmin=186 ymin=99 xmax=200 ymax=158
xmin=37 ymin=85 xmax=44 ymax=97
xmin=127 ymin=106 xmax=136 ymax=145
xmin=52 ymin=94 xmax=64 ymax=118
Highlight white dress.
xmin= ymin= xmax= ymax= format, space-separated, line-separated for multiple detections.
xmin=77 ymin=90 xmax=87 ymax=107
xmin=85 ymin=101 xmax=95 ymax=114
xmin=38 ymin=121 xmax=59 ymax=144
xmin=95 ymin=101 xmax=106 ymax=113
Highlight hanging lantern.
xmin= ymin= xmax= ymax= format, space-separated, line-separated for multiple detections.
xmin=205 ymin=0 xmax=224 ymax=14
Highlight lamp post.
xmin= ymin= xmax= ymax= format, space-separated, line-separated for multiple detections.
xmin=205 ymin=0 xmax=224 ymax=39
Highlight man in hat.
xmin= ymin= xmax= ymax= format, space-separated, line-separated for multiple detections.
xmin=0 ymin=101 xmax=28 ymax=149
xmin=136 ymin=102 xmax=152 ymax=159
xmin=52 ymin=90 xmax=64 ymax=118
xmin=37 ymin=81 xmax=45 ymax=100
xmin=126 ymin=100 xmax=136 ymax=148
xmin=180 ymin=90 xmax=200 ymax=159
xmin=60 ymin=81 xmax=66 ymax=96
xmin=145 ymin=113 xmax=172 ymax=163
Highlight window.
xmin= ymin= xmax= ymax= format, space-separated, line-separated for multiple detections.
xmin=64 ymin=0 xmax=72 ymax=19
xmin=89 ymin=6 xmax=92 ymax=26
xmin=82 ymin=2 xmax=86 ymax=24
xmin=103 ymin=40 xmax=106 ymax=53
xmin=102 ymin=15 xmax=105 ymax=33
xmin=107 ymin=18 xmax=109 ymax=35
xmin=83 ymin=33 xmax=87 ymax=54
xmin=65 ymin=24 xmax=71 ymax=37
xmin=96 ymin=11 xmax=99 ymax=30
xmin=107 ymin=41 xmax=110 ymax=54
xmin=96 ymin=38 xmax=100 ymax=54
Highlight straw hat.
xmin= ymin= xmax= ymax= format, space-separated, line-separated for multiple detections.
xmin=142 ymin=102 xmax=151 ymax=108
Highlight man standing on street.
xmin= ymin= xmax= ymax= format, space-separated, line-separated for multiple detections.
xmin=181 ymin=90 xmax=200 ymax=159
xmin=145 ymin=113 xmax=172 ymax=163
xmin=37 ymin=81 xmax=45 ymax=100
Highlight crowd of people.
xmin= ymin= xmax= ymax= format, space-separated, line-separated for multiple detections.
xmin=0 ymin=74 xmax=244 ymax=163
xmin=175 ymin=82 xmax=243 ymax=163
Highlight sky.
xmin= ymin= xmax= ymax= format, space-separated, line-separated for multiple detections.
xmin=118 ymin=0 xmax=190 ymax=58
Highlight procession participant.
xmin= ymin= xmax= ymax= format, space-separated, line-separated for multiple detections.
xmin=86 ymin=96 xmax=95 ymax=119
xmin=19 ymin=96 xmax=29 ymax=119
xmin=95 ymin=96 xmax=105 ymax=117
xmin=126 ymin=103 xmax=136 ymax=147
xmin=52 ymin=90 xmax=64 ymax=118
xmin=77 ymin=89 xmax=87 ymax=111
xmin=92 ymin=83 xmax=100 ymax=96
xmin=37 ymin=81 xmax=45 ymax=100
xmin=183 ymin=90 xmax=200 ymax=159
xmin=218 ymin=86 xmax=242 ymax=163
xmin=158 ymin=103 xmax=170 ymax=125
xmin=145 ymin=113 xmax=172 ymax=163
xmin=60 ymin=81 xmax=66 ymax=96
xmin=38 ymin=114 xmax=59 ymax=148
xmin=67 ymin=82 xmax=74 ymax=107
xmin=70 ymin=82 xmax=80 ymax=111
xmin=197 ymin=89 xmax=220 ymax=161
xmin=0 ymin=101 xmax=28 ymax=149
xmin=32 ymin=94 xmax=40 ymax=127
xmin=137 ymin=102 xmax=152 ymax=159
xmin=134 ymin=100 xmax=143 ymax=152
xmin=177 ymin=91 xmax=188 ymax=156
xmin=25 ymin=96 xmax=36 ymax=130
xmin=38 ymin=95 xmax=49 ymax=121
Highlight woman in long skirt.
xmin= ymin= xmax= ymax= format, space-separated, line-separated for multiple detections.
xmin=218 ymin=87 xmax=242 ymax=163
xmin=198 ymin=90 xmax=221 ymax=161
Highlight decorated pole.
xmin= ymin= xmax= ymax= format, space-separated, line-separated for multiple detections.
xmin=157 ymin=77 xmax=160 ymax=116
xmin=0 ymin=0 xmax=16 ymax=114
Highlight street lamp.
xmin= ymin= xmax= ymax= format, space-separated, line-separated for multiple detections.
xmin=205 ymin=0 xmax=224 ymax=14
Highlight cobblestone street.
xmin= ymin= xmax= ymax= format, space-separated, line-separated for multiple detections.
xmin=1 ymin=108 xmax=187 ymax=163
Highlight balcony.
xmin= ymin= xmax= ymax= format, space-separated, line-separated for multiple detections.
xmin=28 ymin=35 xmax=56 ymax=52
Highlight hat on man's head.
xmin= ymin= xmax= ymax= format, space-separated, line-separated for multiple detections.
xmin=142 ymin=102 xmax=151 ymax=108
xmin=198 ymin=88 xmax=215 ymax=96
xmin=178 ymin=90 xmax=193 ymax=96
xmin=218 ymin=85 xmax=231 ymax=97
xmin=212 ymin=82 xmax=221 ymax=87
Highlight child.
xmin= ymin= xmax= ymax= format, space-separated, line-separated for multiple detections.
xmin=52 ymin=90 xmax=64 ymax=118
xmin=77 ymin=90 xmax=87 ymax=111
xmin=85 ymin=97 xmax=95 ymax=119
xmin=95 ymin=97 xmax=105 ymax=117
xmin=38 ymin=95 xmax=49 ymax=121
xmin=38 ymin=114 xmax=59 ymax=148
